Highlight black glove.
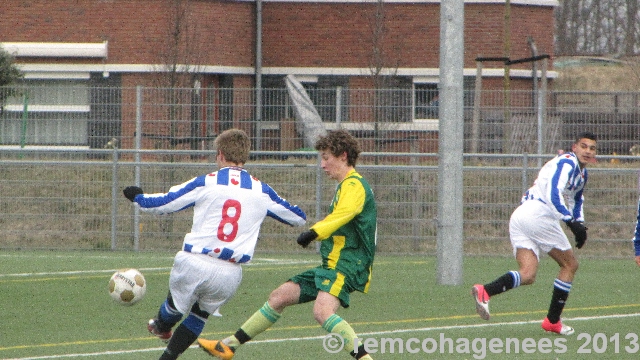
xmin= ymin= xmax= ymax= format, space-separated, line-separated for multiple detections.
xmin=296 ymin=229 xmax=318 ymax=248
xmin=123 ymin=186 xmax=144 ymax=202
xmin=566 ymin=219 xmax=588 ymax=249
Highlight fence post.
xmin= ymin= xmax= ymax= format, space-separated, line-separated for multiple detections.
xmin=522 ymin=153 xmax=529 ymax=196
xmin=314 ymin=152 xmax=323 ymax=253
xmin=536 ymin=57 xmax=548 ymax=167
xmin=111 ymin=146 xmax=119 ymax=250
xmin=20 ymin=92 xmax=28 ymax=156
xmin=471 ymin=60 xmax=482 ymax=155
xmin=411 ymin=139 xmax=421 ymax=251
xmin=335 ymin=86 xmax=342 ymax=125
xmin=134 ymin=85 xmax=142 ymax=251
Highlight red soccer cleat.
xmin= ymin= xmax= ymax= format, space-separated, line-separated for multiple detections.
xmin=471 ymin=284 xmax=490 ymax=320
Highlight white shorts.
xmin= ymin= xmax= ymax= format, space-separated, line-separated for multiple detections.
xmin=168 ymin=251 xmax=243 ymax=315
xmin=509 ymin=200 xmax=571 ymax=260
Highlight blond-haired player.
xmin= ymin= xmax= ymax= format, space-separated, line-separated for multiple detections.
xmin=123 ymin=129 xmax=306 ymax=360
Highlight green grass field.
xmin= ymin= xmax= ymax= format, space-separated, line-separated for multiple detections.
xmin=1 ymin=251 xmax=639 ymax=360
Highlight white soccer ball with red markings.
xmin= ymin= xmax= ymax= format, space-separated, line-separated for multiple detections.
xmin=108 ymin=268 xmax=147 ymax=306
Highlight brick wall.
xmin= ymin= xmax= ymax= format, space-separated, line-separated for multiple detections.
xmin=262 ymin=3 xmax=554 ymax=71
xmin=2 ymin=0 xmax=255 ymax=66
xmin=3 ymin=1 xmax=555 ymax=73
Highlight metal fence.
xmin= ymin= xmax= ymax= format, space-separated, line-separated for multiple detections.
xmin=2 ymin=85 xmax=640 ymax=157
xmin=1 ymin=85 xmax=639 ymax=256
xmin=0 ymin=148 xmax=637 ymax=258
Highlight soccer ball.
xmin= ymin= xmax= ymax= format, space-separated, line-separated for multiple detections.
xmin=108 ymin=268 xmax=147 ymax=306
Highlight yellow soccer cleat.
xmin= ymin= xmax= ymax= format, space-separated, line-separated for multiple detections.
xmin=198 ymin=338 xmax=235 ymax=359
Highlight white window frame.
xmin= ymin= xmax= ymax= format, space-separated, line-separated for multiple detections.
xmin=413 ymin=77 xmax=439 ymax=121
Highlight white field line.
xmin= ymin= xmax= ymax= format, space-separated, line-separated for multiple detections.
xmin=5 ymin=312 xmax=640 ymax=359
xmin=0 ymin=258 xmax=316 ymax=278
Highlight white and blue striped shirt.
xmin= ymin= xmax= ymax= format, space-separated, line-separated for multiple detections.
xmin=133 ymin=167 xmax=306 ymax=263
xmin=521 ymin=152 xmax=587 ymax=223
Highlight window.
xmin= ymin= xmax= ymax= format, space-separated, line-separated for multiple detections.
xmin=218 ymin=75 xmax=234 ymax=131
xmin=414 ymin=82 xmax=439 ymax=120
xmin=1 ymin=79 xmax=90 ymax=146
xmin=307 ymin=76 xmax=349 ymax=123
xmin=413 ymin=77 xmax=476 ymax=121
xmin=261 ymin=76 xmax=291 ymax=122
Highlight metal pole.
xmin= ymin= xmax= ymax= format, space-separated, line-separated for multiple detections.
xmin=535 ymin=57 xmax=548 ymax=167
xmin=111 ymin=146 xmax=119 ymax=250
xmin=503 ymin=0 xmax=512 ymax=154
xmin=255 ymin=0 xmax=263 ymax=150
xmin=315 ymin=152 xmax=323 ymax=253
xmin=538 ymin=57 xmax=548 ymax=166
xmin=471 ymin=61 xmax=483 ymax=155
xmin=20 ymin=92 xmax=28 ymax=152
xmin=437 ymin=0 xmax=465 ymax=285
xmin=411 ymin=139 xmax=420 ymax=251
xmin=522 ymin=152 xmax=529 ymax=196
xmin=528 ymin=36 xmax=538 ymax=109
xmin=536 ymin=97 xmax=543 ymax=167
xmin=134 ymin=86 xmax=142 ymax=251
xmin=335 ymin=86 xmax=342 ymax=125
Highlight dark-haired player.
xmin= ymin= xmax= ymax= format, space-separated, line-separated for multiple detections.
xmin=198 ymin=129 xmax=377 ymax=360
xmin=472 ymin=132 xmax=597 ymax=335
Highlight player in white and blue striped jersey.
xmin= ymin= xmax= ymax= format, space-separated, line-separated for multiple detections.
xmin=472 ymin=132 xmax=597 ymax=336
xmin=123 ymin=128 xmax=306 ymax=360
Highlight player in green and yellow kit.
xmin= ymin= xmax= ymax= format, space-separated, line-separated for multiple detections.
xmin=198 ymin=129 xmax=377 ymax=360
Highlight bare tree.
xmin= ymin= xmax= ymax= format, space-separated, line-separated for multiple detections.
xmin=367 ymin=0 xmax=405 ymax=156
xmin=154 ymin=0 xmax=204 ymax=89
xmin=151 ymin=0 xmax=206 ymax=153
xmin=0 ymin=46 xmax=23 ymax=108
xmin=148 ymin=0 xmax=207 ymax=237
xmin=625 ymin=0 xmax=639 ymax=55
xmin=555 ymin=0 xmax=640 ymax=56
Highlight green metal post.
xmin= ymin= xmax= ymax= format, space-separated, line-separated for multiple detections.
xmin=20 ymin=92 xmax=28 ymax=157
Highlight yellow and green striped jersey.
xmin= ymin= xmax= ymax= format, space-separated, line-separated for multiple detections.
xmin=311 ymin=169 xmax=377 ymax=293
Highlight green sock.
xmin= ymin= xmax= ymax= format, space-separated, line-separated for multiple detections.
xmin=322 ymin=314 xmax=359 ymax=355
xmin=224 ymin=301 xmax=281 ymax=349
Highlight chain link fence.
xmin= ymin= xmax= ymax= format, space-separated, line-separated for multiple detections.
xmin=0 ymin=148 xmax=637 ymax=257
xmin=1 ymin=85 xmax=639 ymax=257
xmin=2 ymin=85 xmax=639 ymax=156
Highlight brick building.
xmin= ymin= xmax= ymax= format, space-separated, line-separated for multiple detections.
xmin=0 ymin=0 xmax=558 ymax=150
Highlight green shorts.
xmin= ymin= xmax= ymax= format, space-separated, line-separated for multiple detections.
xmin=290 ymin=267 xmax=354 ymax=308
